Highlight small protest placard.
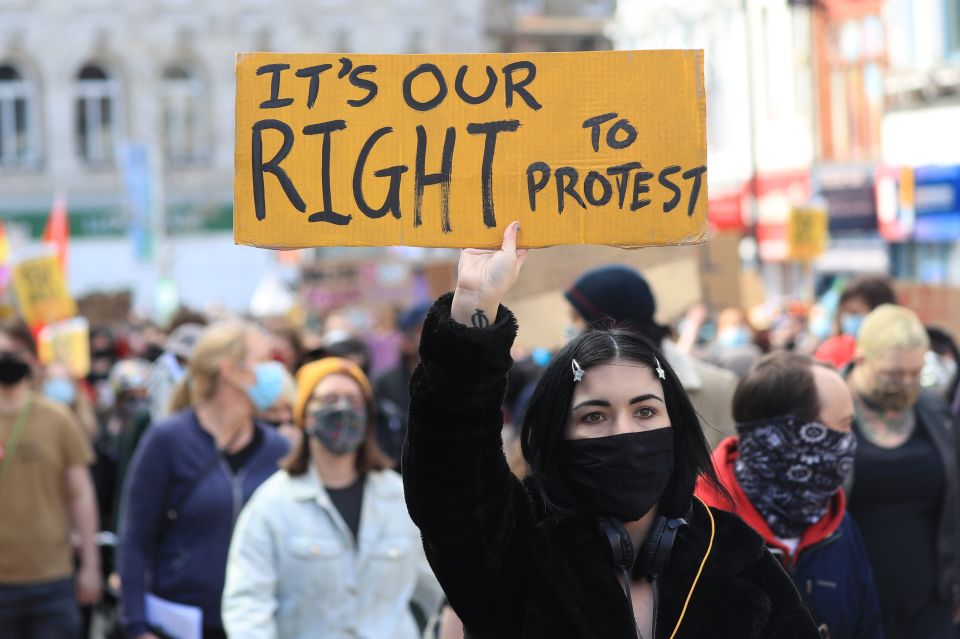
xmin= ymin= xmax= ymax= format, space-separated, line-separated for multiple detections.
xmin=38 ymin=317 xmax=91 ymax=379
xmin=12 ymin=254 xmax=77 ymax=328
xmin=788 ymin=206 xmax=828 ymax=262
xmin=234 ymin=50 xmax=707 ymax=249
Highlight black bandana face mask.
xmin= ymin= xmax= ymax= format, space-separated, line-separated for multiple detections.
xmin=735 ymin=415 xmax=856 ymax=539
xmin=558 ymin=428 xmax=674 ymax=522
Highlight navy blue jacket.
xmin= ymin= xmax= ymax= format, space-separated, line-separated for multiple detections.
xmin=118 ymin=409 xmax=289 ymax=637
xmin=786 ymin=515 xmax=885 ymax=639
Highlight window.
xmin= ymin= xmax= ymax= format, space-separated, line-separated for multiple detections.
xmin=162 ymin=64 xmax=205 ymax=165
xmin=947 ymin=0 xmax=960 ymax=61
xmin=0 ymin=63 xmax=39 ymax=169
xmin=823 ymin=17 xmax=884 ymax=160
xmin=75 ymin=64 xmax=120 ymax=166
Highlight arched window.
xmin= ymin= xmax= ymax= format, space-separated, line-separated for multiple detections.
xmin=75 ymin=63 xmax=120 ymax=165
xmin=162 ymin=64 xmax=205 ymax=165
xmin=0 ymin=63 xmax=39 ymax=169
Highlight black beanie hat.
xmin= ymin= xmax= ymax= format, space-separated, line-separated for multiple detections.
xmin=564 ymin=265 xmax=657 ymax=326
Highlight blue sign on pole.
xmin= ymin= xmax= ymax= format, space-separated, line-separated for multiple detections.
xmin=118 ymin=141 xmax=153 ymax=261
xmin=913 ymin=165 xmax=960 ymax=242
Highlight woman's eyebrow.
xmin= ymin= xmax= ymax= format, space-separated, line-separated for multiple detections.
xmin=572 ymin=399 xmax=611 ymax=412
xmin=629 ymin=394 xmax=664 ymax=405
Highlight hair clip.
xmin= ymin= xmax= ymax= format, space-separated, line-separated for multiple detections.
xmin=655 ymin=357 xmax=666 ymax=380
xmin=571 ymin=358 xmax=585 ymax=383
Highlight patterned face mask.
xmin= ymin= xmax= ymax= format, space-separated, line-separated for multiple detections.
xmin=734 ymin=415 xmax=856 ymax=539
xmin=307 ymin=403 xmax=368 ymax=456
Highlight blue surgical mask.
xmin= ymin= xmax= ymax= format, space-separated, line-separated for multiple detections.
xmin=531 ymin=348 xmax=552 ymax=368
xmin=717 ymin=327 xmax=750 ymax=348
xmin=840 ymin=313 xmax=865 ymax=337
xmin=809 ymin=314 xmax=833 ymax=340
xmin=43 ymin=377 xmax=77 ymax=406
xmin=247 ymin=361 xmax=286 ymax=412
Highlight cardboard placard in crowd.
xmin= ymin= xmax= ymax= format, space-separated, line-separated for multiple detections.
xmin=11 ymin=253 xmax=77 ymax=328
xmin=508 ymin=253 xmax=703 ymax=349
xmin=895 ymin=282 xmax=960 ymax=340
xmin=234 ymin=50 xmax=708 ymax=249
xmin=788 ymin=205 xmax=828 ymax=262
xmin=37 ymin=317 xmax=91 ymax=379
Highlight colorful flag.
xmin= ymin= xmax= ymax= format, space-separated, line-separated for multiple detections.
xmin=0 ymin=222 xmax=10 ymax=290
xmin=43 ymin=193 xmax=69 ymax=277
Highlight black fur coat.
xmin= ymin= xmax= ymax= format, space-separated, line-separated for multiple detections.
xmin=403 ymin=294 xmax=819 ymax=639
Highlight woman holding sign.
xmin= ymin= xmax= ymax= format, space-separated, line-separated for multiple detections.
xmin=402 ymin=222 xmax=819 ymax=639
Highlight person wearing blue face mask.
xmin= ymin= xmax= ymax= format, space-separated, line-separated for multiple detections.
xmin=837 ymin=277 xmax=896 ymax=339
xmin=815 ymin=277 xmax=897 ymax=372
xmin=702 ymin=308 xmax=762 ymax=379
xmin=223 ymin=357 xmax=442 ymax=639
xmin=42 ymin=373 xmax=76 ymax=406
xmin=41 ymin=361 xmax=98 ymax=442
xmin=118 ymin=322 xmax=290 ymax=639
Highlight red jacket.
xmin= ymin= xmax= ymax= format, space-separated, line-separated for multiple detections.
xmin=696 ymin=436 xmax=846 ymax=569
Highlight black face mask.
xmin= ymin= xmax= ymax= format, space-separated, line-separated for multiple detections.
xmin=559 ymin=428 xmax=674 ymax=522
xmin=0 ymin=352 xmax=30 ymax=386
xmin=118 ymin=397 xmax=150 ymax=420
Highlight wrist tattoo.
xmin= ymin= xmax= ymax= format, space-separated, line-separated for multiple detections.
xmin=471 ymin=308 xmax=490 ymax=329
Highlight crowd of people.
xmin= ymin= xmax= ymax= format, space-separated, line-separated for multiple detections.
xmin=2 ymin=226 xmax=960 ymax=638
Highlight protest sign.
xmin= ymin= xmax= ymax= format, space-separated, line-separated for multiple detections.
xmin=895 ymin=282 xmax=960 ymax=340
xmin=788 ymin=206 xmax=827 ymax=262
xmin=37 ymin=317 xmax=91 ymax=378
xmin=507 ymin=252 xmax=702 ymax=349
xmin=697 ymin=232 xmax=769 ymax=311
xmin=12 ymin=254 xmax=77 ymax=327
xmin=234 ymin=50 xmax=707 ymax=249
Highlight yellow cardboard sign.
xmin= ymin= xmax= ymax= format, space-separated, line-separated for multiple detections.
xmin=38 ymin=317 xmax=91 ymax=378
xmin=234 ymin=50 xmax=708 ymax=249
xmin=12 ymin=254 xmax=77 ymax=327
xmin=788 ymin=206 xmax=828 ymax=262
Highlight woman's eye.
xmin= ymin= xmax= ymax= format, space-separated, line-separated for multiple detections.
xmin=583 ymin=412 xmax=606 ymax=424
xmin=636 ymin=407 xmax=656 ymax=419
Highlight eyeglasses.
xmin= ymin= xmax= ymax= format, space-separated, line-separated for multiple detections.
xmin=307 ymin=393 xmax=365 ymax=412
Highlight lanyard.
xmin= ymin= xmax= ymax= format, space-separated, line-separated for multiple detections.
xmin=0 ymin=395 xmax=33 ymax=480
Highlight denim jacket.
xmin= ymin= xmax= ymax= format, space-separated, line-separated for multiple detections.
xmin=222 ymin=464 xmax=443 ymax=639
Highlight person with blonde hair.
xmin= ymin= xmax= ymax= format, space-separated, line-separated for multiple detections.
xmin=222 ymin=357 xmax=442 ymax=639
xmin=846 ymin=304 xmax=960 ymax=639
xmin=118 ymin=321 xmax=289 ymax=639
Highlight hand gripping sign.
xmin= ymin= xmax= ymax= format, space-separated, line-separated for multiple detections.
xmin=234 ymin=50 xmax=708 ymax=249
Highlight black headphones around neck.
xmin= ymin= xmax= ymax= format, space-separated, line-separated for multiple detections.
xmin=600 ymin=514 xmax=688 ymax=582
xmin=635 ymin=515 xmax=688 ymax=580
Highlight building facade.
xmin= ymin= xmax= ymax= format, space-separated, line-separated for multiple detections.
xmin=881 ymin=0 xmax=960 ymax=283
xmin=613 ymin=0 xmax=820 ymax=298
xmin=0 ymin=0 xmax=490 ymax=314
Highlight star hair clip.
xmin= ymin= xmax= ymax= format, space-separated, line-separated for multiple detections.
xmin=655 ymin=357 xmax=666 ymax=380
xmin=571 ymin=358 xmax=585 ymax=383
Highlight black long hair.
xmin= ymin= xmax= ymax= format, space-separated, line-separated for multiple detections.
xmin=520 ymin=327 xmax=723 ymax=519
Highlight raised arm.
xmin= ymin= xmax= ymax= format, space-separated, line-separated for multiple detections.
xmin=402 ymin=222 xmax=533 ymax=632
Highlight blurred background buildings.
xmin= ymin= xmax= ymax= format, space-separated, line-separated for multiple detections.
xmin=0 ymin=0 xmax=957 ymax=321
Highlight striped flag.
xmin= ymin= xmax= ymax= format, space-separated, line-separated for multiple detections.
xmin=43 ymin=193 xmax=69 ymax=277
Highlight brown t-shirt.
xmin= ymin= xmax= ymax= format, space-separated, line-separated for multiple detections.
xmin=0 ymin=393 xmax=94 ymax=584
